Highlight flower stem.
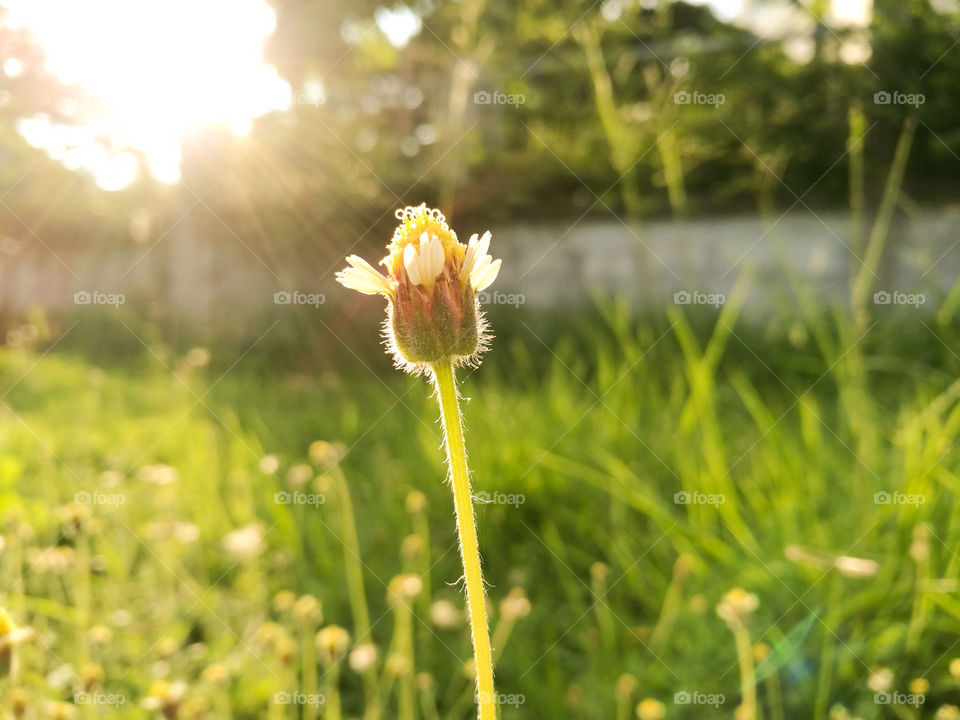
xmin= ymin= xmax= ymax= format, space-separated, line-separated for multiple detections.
xmin=733 ymin=625 xmax=756 ymax=720
xmin=431 ymin=360 xmax=495 ymax=720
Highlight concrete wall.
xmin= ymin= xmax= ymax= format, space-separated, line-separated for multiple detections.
xmin=2 ymin=207 xmax=959 ymax=319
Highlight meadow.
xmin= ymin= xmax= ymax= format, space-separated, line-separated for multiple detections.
xmin=2 ymin=291 xmax=960 ymax=720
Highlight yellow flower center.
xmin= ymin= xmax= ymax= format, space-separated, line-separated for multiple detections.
xmin=0 ymin=609 xmax=13 ymax=638
xmin=382 ymin=204 xmax=464 ymax=275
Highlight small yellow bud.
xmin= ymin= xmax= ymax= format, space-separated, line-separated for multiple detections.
xmin=202 ymin=663 xmax=229 ymax=685
xmin=45 ymin=701 xmax=76 ymax=720
xmin=272 ymin=590 xmax=296 ymax=613
xmin=144 ymin=680 xmax=186 ymax=713
xmin=616 ymin=673 xmax=636 ymax=700
xmin=78 ymin=662 xmax=103 ymax=691
xmin=308 ymin=440 xmax=346 ymax=467
xmin=716 ymin=588 xmax=759 ymax=628
xmin=388 ymin=574 xmax=423 ymax=603
xmin=636 ymin=698 xmax=666 ymax=720
xmin=405 ymin=490 xmax=428 ymax=514
xmin=937 ymin=705 xmax=960 ymax=720
xmin=88 ymin=625 xmax=112 ymax=647
xmin=689 ymin=593 xmax=708 ymax=614
xmin=387 ymin=653 xmax=413 ymax=678
xmin=156 ymin=637 xmax=178 ymax=658
xmin=274 ymin=636 xmax=298 ymax=666
xmin=417 ymin=672 xmax=435 ymax=691
xmin=910 ymin=677 xmax=930 ymax=695
xmin=292 ymin=594 xmax=322 ymax=625
xmin=257 ymin=621 xmax=283 ymax=647
xmin=10 ymin=688 xmax=29 ymax=717
xmin=316 ymin=625 xmax=350 ymax=663
xmin=590 ymin=562 xmax=610 ymax=582
xmin=401 ymin=534 xmax=425 ymax=561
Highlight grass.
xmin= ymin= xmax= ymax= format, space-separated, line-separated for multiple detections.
xmin=2 ymin=293 xmax=960 ymax=718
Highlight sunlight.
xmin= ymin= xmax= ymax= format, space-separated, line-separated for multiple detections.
xmin=4 ymin=0 xmax=291 ymax=189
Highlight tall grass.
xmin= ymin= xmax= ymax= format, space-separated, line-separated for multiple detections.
xmin=1 ymin=292 xmax=960 ymax=717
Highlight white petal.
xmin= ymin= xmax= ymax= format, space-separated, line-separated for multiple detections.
xmin=347 ymin=255 xmax=377 ymax=272
xmin=470 ymin=254 xmax=492 ymax=283
xmin=476 ymin=231 xmax=491 ymax=258
xmin=346 ymin=254 xmax=382 ymax=277
xmin=337 ymin=268 xmax=387 ymax=295
xmin=460 ymin=234 xmax=478 ymax=280
xmin=427 ymin=236 xmax=445 ymax=280
xmin=472 ymin=258 xmax=501 ymax=292
xmin=338 ymin=256 xmax=393 ymax=295
xmin=420 ymin=231 xmax=430 ymax=247
xmin=404 ymin=244 xmax=422 ymax=285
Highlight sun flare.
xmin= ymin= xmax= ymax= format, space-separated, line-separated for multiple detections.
xmin=4 ymin=0 xmax=291 ymax=190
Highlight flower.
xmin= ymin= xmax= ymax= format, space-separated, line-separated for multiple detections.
xmin=500 ymin=587 xmax=531 ymax=621
xmin=867 ymin=667 xmax=893 ymax=693
xmin=636 ymin=698 xmax=666 ymax=720
xmin=348 ymin=643 xmax=379 ymax=673
xmin=405 ymin=490 xmax=428 ymax=515
xmin=222 ymin=524 xmax=265 ymax=559
xmin=272 ymin=590 xmax=296 ymax=613
xmin=910 ymin=677 xmax=930 ymax=695
xmin=139 ymin=463 xmax=179 ymax=485
xmin=292 ymin=594 xmax=322 ymax=625
xmin=429 ymin=599 xmax=463 ymax=629
xmin=716 ymin=588 xmax=759 ymax=628
xmin=336 ymin=204 xmax=502 ymax=371
xmin=143 ymin=680 xmax=187 ymax=715
xmin=388 ymin=574 xmax=423 ymax=603
xmin=0 ymin=609 xmax=33 ymax=676
xmin=316 ymin=625 xmax=350 ymax=664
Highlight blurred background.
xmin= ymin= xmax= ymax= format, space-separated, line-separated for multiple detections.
xmin=1 ymin=0 xmax=960 ymax=718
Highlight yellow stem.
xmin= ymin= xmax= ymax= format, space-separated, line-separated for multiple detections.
xmin=733 ymin=625 xmax=757 ymax=720
xmin=431 ymin=361 xmax=496 ymax=720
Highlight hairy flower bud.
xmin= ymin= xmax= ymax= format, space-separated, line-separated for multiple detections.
xmin=337 ymin=204 xmax=502 ymax=373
